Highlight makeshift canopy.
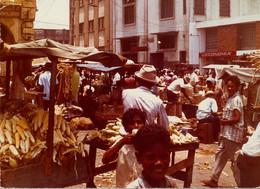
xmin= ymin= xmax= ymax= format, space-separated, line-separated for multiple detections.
xmin=215 ymin=67 xmax=260 ymax=83
xmin=0 ymin=38 xmax=124 ymax=67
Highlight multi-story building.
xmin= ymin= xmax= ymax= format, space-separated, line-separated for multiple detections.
xmin=34 ymin=29 xmax=69 ymax=44
xmin=70 ymin=0 xmax=112 ymax=51
xmin=192 ymin=0 xmax=260 ymax=70
xmin=70 ymin=0 xmax=260 ymax=69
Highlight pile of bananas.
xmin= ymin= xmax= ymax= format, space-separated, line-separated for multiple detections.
xmin=0 ymin=108 xmax=85 ymax=169
xmin=168 ymin=123 xmax=199 ymax=145
xmin=98 ymin=119 xmax=123 ymax=145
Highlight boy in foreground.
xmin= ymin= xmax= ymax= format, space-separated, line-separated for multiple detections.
xmin=127 ymin=124 xmax=178 ymax=188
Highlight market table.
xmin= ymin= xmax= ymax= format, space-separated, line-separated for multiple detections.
xmin=84 ymin=137 xmax=199 ymax=188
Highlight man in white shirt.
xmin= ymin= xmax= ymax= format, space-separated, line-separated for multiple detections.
xmin=38 ymin=63 xmax=59 ymax=110
xmin=236 ymin=122 xmax=260 ymax=187
xmin=122 ymin=65 xmax=169 ymax=129
xmin=196 ymin=91 xmax=220 ymax=141
xmin=167 ymin=70 xmax=192 ymax=103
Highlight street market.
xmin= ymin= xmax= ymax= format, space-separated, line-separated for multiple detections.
xmin=0 ymin=37 xmax=259 ymax=188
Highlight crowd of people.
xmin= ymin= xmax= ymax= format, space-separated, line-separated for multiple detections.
xmin=27 ymin=62 xmax=259 ymax=188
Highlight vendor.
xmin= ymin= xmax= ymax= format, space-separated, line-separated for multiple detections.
xmin=167 ymin=70 xmax=192 ymax=103
xmin=196 ymin=90 xmax=220 ymax=141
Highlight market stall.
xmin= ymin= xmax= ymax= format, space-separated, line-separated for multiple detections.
xmin=83 ymin=116 xmax=199 ymax=188
xmin=0 ymin=38 xmax=125 ymax=187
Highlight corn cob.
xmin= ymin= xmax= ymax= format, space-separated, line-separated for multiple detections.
xmin=0 ymin=144 xmax=10 ymax=153
xmin=4 ymin=130 xmax=13 ymax=144
xmin=10 ymin=119 xmax=17 ymax=134
xmin=5 ymin=120 xmax=12 ymax=132
xmin=61 ymin=119 xmax=66 ymax=132
xmin=9 ymin=145 xmax=20 ymax=157
xmin=20 ymin=140 xmax=26 ymax=154
xmin=17 ymin=119 xmax=29 ymax=130
xmin=25 ymin=138 xmax=30 ymax=153
xmin=56 ymin=115 xmax=62 ymax=129
xmin=27 ymin=130 xmax=35 ymax=143
xmin=16 ymin=126 xmax=26 ymax=140
xmin=0 ymin=125 xmax=5 ymax=143
xmin=15 ymin=132 xmax=20 ymax=149
xmin=9 ymin=157 xmax=18 ymax=168
xmin=66 ymin=124 xmax=71 ymax=136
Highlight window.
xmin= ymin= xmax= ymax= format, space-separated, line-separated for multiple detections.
xmin=123 ymin=0 xmax=135 ymax=25
xmin=99 ymin=30 xmax=105 ymax=47
xmin=206 ymin=28 xmax=217 ymax=51
xmin=79 ymin=0 xmax=83 ymax=6
xmin=158 ymin=32 xmax=177 ymax=49
xmin=239 ymin=23 xmax=256 ymax=50
xmin=194 ymin=0 xmax=205 ymax=15
xmin=98 ymin=17 xmax=104 ymax=29
xmin=79 ymin=34 xmax=84 ymax=47
xmin=89 ymin=0 xmax=94 ymax=4
xmin=89 ymin=20 xmax=94 ymax=32
xmin=160 ymin=0 xmax=174 ymax=19
xmin=79 ymin=23 xmax=84 ymax=34
xmin=219 ymin=0 xmax=230 ymax=17
xmin=121 ymin=36 xmax=139 ymax=52
xmin=183 ymin=0 xmax=186 ymax=15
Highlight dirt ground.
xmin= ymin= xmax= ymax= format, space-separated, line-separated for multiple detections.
xmin=68 ymin=142 xmax=238 ymax=188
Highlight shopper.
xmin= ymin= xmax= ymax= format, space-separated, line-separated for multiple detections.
xmin=202 ymin=75 xmax=244 ymax=187
xmin=102 ymin=108 xmax=146 ymax=188
xmin=122 ymin=65 xmax=169 ymax=129
xmin=127 ymin=124 xmax=178 ymax=188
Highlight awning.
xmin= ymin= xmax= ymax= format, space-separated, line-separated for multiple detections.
xmin=203 ymin=64 xmax=240 ymax=69
xmin=0 ymin=38 xmax=124 ymax=67
xmin=77 ymin=62 xmax=122 ymax=72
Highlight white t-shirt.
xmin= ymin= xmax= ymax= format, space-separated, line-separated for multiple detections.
xmin=190 ymin=72 xmax=198 ymax=83
xmin=167 ymin=78 xmax=185 ymax=94
xmin=38 ymin=71 xmax=58 ymax=100
xmin=242 ymin=122 xmax=260 ymax=157
xmin=196 ymin=97 xmax=218 ymax=120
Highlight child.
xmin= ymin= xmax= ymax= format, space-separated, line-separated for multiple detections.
xmin=127 ymin=124 xmax=178 ymax=188
xmin=102 ymin=108 xmax=146 ymax=188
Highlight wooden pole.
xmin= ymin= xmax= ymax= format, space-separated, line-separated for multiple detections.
xmin=45 ymin=57 xmax=58 ymax=175
xmin=5 ymin=60 xmax=11 ymax=98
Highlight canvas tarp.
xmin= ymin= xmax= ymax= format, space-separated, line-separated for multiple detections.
xmin=215 ymin=67 xmax=260 ymax=83
xmin=0 ymin=38 xmax=124 ymax=67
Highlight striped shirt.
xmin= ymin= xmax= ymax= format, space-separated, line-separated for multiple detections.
xmin=220 ymin=92 xmax=244 ymax=143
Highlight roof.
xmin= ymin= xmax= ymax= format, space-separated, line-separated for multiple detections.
xmin=0 ymin=38 xmax=124 ymax=67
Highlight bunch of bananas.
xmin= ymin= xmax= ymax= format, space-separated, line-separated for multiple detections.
xmin=0 ymin=108 xmax=85 ymax=169
xmin=98 ymin=119 xmax=123 ymax=145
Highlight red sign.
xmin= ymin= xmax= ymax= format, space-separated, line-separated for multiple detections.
xmin=199 ymin=51 xmax=236 ymax=58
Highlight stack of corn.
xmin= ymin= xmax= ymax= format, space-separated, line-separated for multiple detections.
xmin=98 ymin=119 xmax=123 ymax=145
xmin=0 ymin=108 xmax=85 ymax=169
xmin=168 ymin=123 xmax=199 ymax=145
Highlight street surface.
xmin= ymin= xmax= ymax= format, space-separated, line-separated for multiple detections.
xmin=68 ymin=142 xmax=237 ymax=188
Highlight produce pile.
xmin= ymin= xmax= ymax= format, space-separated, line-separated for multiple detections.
xmin=0 ymin=100 xmax=85 ymax=169
xmin=97 ymin=117 xmax=199 ymax=146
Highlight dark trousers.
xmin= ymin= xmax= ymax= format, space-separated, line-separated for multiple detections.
xmin=167 ymin=90 xmax=179 ymax=102
xmin=237 ymin=153 xmax=260 ymax=187
xmin=198 ymin=114 xmax=220 ymax=141
xmin=43 ymin=100 xmax=50 ymax=111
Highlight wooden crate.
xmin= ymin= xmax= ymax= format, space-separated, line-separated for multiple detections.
xmin=1 ymin=154 xmax=93 ymax=188
xmin=166 ymin=102 xmax=182 ymax=117
xmin=197 ymin=123 xmax=214 ymax=144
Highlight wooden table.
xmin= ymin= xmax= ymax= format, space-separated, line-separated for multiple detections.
xmin=85 ymin=137 xmax=199 ymax=188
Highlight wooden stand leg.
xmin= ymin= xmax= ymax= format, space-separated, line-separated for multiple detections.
xmin=86 ymin=146 xmax=97 ymax=187
xmin=184 ymin=149 xmax=196 ymax=188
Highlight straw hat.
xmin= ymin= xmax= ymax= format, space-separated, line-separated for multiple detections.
xmin=205 ymin=90 xmax=214 ymax=97
xmin=135 ymin=65 xmax=157 ymax=83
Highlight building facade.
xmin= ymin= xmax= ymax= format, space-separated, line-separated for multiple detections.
xmin=191 ymin=0 xmax=260 ymax=71
xmin=69 ymin=0 xmax=112 ymax=51
xmin=34 ymin=29 xmax=69 ymax=44
xmin=70 ymin=0 xmax=260 ymax=69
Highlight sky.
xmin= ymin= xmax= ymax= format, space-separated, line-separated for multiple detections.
xmin=34 ymin=0 xmax=70 ymax=30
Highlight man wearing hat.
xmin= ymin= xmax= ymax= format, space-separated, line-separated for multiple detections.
xmin=196 ymin=90 xmax=220 ymax=141
xmin=122 ymin=65 xmax=169 ymax=129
